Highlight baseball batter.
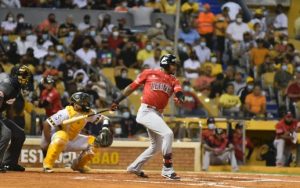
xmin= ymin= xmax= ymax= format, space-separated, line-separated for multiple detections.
xmin=111 ymin=54 xmax=184 ymax=180
xmin=41 ymin=92 xmax=113 ymax=173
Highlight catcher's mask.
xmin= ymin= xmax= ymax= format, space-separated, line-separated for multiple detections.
xmin=70 ymin=92 xmax=91 ymax=112
xmin=12 ymin=65 xmax=33 ymax=90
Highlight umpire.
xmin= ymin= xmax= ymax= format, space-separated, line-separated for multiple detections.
xmin=0 ymin=65 xmax=33 ymax=172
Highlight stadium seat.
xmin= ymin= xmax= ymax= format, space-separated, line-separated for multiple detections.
xmin=101 ymin=68 xmax=116 ymax=85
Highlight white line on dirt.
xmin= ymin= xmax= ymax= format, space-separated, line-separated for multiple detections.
xmin=71 ymin=176 xmax=246 ymax=188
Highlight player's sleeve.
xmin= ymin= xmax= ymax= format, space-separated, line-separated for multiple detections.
xmin=46 ymin=109 xmax=69 ymax=128
xmin=275 ymin=123 xmax=284 ymax=135
xmin=130 ymin=70 xmax=149 ymax=90
xmin=173 ymin=79 xmax=182 ymax=93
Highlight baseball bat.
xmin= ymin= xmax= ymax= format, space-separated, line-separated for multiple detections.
xmin=62 ymin=108 xmax=110 ymax=125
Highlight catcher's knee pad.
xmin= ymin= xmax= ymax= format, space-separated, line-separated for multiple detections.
xmin=43 ymin=131 xmax=69 ymax=168
xmin=72 ymin=145 xmax=95 ymax=171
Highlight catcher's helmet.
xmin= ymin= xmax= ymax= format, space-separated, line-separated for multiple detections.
xmin=160 ymin=54 xmax=177 ymax=69
xmin=70 ymin=92 xmax=91 ymax=112
xmin=11 ymin=65 xmax=33 ymax=90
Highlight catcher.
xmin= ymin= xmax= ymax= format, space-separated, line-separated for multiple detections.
xmin=41 ymin=92 xmax=113 ymax=173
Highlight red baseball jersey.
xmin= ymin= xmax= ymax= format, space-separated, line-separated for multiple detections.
xmin=275 ymin=119 xmax=298 ymax=140
xmin=41 ymin=88 xmax=62 ymax=117
xmin=130 ymin=69 xmax=182 ymax=110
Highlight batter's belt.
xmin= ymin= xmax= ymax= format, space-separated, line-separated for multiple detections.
xmin=142 ymin=103 xmax=163 ymax=113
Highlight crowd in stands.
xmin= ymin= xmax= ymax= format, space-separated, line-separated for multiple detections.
xmin=0 ymin=0 xmax=299 ymax=138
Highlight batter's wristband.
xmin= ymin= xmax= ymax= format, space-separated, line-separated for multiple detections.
xmin=114 ymin=94 xmax=126 ymax=104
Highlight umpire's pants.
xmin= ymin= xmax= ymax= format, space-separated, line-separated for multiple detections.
xmin=0 ymin=119 xmax=25 ymax=165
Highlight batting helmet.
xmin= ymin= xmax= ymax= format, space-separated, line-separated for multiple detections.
xmin=43 ymin=75 xmax=55 ymax=85
xmin=160 ymin=54 xmax=177 ymax=69
xmin=70 ymin=92 xmax=91 ymax=112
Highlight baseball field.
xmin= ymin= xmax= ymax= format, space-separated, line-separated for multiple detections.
xmin=1 ymin=168 xmax=300 ymax=188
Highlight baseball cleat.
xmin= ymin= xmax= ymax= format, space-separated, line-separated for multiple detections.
xmin=162 ymin=172 xmax=181 ymax=180
xmin=127 ymin=170 xmax=149 ymax=178
xmin=43 ymin=168 xmax=54 ymax=173
xmin=0 ymin=165 xmax=6 ymax=173
xmin=4 ymin=164 xmax=25 ymax=171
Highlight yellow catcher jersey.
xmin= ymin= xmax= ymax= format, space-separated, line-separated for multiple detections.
xmin=46 ymin=105 xmax=100 ymax=140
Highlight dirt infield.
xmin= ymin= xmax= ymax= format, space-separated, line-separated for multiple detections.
xmin=1 ymin=169 xmax=300 ymax=188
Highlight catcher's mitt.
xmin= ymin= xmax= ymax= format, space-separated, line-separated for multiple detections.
xmin=95 ymin=127 xmax=113 ymax=147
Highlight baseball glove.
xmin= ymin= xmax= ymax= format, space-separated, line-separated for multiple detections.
xmin=95 ymin=127 xmax=113 ymax=147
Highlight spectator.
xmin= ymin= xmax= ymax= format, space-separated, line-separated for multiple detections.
xmin=181 ymin=0 xmax=199 ymax=16
xmin=146 ymin=18 xmax=169 ymax=43
xmin=161 ymin=0 xmax=177 ymax=15
xmin=44 ymin=45 xmax=64 ymax=69
xmin=193 ymin=38 xmax=211 ymax=64
xmin=0 ymin=54 xmax=14 ymax=73
xmin=178 ymin=80 xmax=206 ymax=117
xmin=115 ymin=0 xmax=129 ymax=12
xmin=245 ymin=85 xmax=266 ymax=118
xmin=75 ymin=38 xmax=96 ymax=65
xmin=215 ymin=7 xmax=229 ymax=60
xmin=261 ymin=61 xmax=276 ymax=90
xmin=202 ymin=128 xmax=238 ymax=172
xmin=143 ymin=48 xmax=162 ymax=69
xmin=118 ymin=37 xmax=138 ymax=68
xmin=273 ymin=4 xmax=288 ymax=35
xmin=15 ymin=13 xmax=32 ymax=34
xmin=73 ymin=68 xmax=89 ymax=89
xmin=59 ymin=15 xmax=77 ymax=33
xmin=0 ymin=0 xmax=21 ymax=8
xmin=145 ymin=0 xmax=162 ymax=12
xmin=73 ymin=0 xmax=88 ymax=9
xmin=193 ymin=65 xmax=215 ymax=92
xmin=119 ymin=106 xmax=140 ymax=138
xmin=58 ymin=53 xmax=77 ymax=93
xmin=219 ymin=83 xmax=241 ymax=117
xmin=6 ymin=42 xmax=21 ymax=65
xmin=38 ymin=13 xmax=58 ymax=35
xmin=97 ymin=14 xmax=114 ymax=38
xmin=238 ymin=76 xmax=254 ymax=105
xmin=32 ymin=37 xmax=49 ymax=59
xmin=286 ymin=68 xmax=300 ymax=117
xmin=15 ymin=30 xmax=31 ymax=56
xmin=221 ymin=1 xmax=241 ymax=22
xmin=209 ymin=73 xmax=225 ymax=99
xmin=223 ymin=66 xmax=235 ymax=88
xmin=250 ymin=9 xmax=267 ymax=33
xmin=84 ymin=81 xmax=102 ymax=108
xmin=136 ymin=41 xmax=154 ymax=67
xmin=107 ymin=27 xmax=124 ymax=50
xmin=129 ymin=0 xmax=153 ymax=27
xmin=230 ymin=122 xmax=254 ymax=164
xmin=250 ymin=39 xmax=269 ymax=72
xmin=1 ymin=12 xmax=17 ymax=34
xmin=274 ymin=112 xmax=298 ymax=167
xmin=202 ymin=54 xmax=223 ymax=77
xmin=97 ymin=39 xmax=116 ymax=67
xmin=178 ymin=21 xmax=200 ymax=45
xmin=196 ymin=3 xmax=215 ymax=49
xmin=251 ymin=22 xmax=265 ymax=40
xmin=78 ymin=14 xmax=92 ymax=32
xmin=226 ymin=13 xmax=250 ymax=42
xmin=39 ymin=75 xmax=62 ymax=117
xmin=274 ymin=61 xmax=293 ymax=106
xmin=183 ymin=50 xmax=201 ymax=79
xmin=231 ymin=71 xmax=246 ymax=95
xmin=114 ymin=67 xmax=133 ymax=90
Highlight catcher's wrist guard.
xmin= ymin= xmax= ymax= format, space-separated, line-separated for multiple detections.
xmin=94 ymin=127 xmax=113 ymax=147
